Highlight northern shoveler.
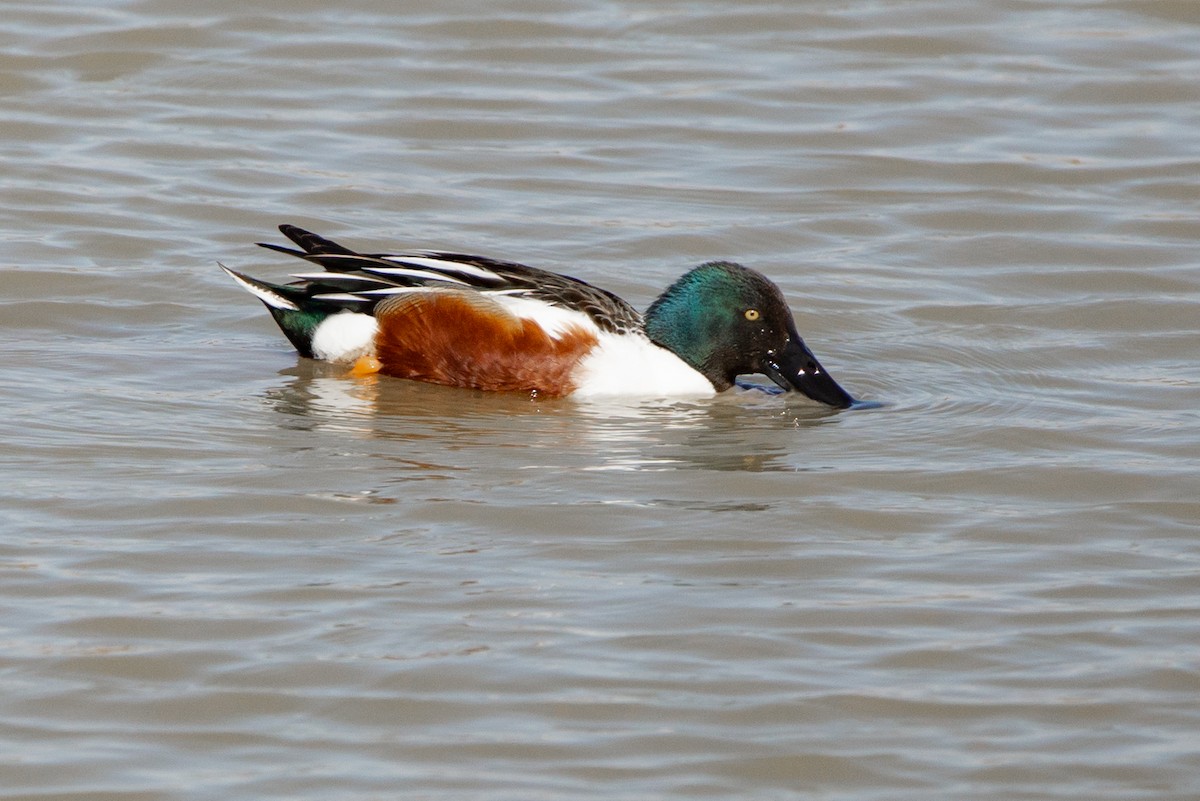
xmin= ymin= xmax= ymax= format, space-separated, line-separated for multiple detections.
xmin=222 ymin=225 xmax=856 ymax=407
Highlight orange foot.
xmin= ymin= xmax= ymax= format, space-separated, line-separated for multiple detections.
xmin=348 ymin=354 xmax=382 ymax=377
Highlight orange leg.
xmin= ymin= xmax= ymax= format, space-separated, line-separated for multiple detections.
xmin=348 ymin=354 xmax=382 ymax=377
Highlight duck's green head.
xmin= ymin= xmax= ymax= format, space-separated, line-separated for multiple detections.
xmin=644 ymin=261 xmax=855 ymax=407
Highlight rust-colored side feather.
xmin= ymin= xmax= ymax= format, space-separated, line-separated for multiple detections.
xmin=373 ymin=290 xmax=599 ymax=397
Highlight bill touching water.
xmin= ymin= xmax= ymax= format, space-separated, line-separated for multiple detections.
xmin=224 ymin=225 xmax=860 ymax=406
xmin=1 ymin=1 xmax=1198 ymax=800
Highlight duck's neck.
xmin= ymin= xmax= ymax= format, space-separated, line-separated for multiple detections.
xmin=644 ymin=268 xmax=739 ymax=390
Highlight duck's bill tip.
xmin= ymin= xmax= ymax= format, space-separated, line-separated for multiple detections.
xmin=763 ymin=339 xmax=857 ymax=409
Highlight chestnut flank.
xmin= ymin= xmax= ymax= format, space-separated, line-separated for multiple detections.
xmin=373 ymin=291 xmax=599 ymax=396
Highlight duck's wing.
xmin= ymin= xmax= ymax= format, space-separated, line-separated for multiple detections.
xmin=258 ymin=225 xmax=643 ymax=334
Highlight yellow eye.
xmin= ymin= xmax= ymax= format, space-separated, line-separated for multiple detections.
xmin=744 ymin=308 xmax=761 ymax=321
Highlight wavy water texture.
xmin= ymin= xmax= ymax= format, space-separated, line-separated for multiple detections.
xmin=1 ymin=1 xmax=1199 ymax=800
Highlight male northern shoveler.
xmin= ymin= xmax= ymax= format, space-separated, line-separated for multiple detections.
xmin=222 ymin=225 xmax=856 ymax=407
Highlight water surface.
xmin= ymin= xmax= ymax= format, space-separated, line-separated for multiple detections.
xmin=2 ymin=1 xmax=1199 ymax=799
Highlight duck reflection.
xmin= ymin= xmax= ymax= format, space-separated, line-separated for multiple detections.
xmin=262 ymin=363 xmax=850 ymax=474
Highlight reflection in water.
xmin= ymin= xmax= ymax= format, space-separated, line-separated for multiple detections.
xmin=6 ymin=0 xmax=1199 ymax=796
xmin=266 ymin=370 xmax=382 ymax=434
xmin=261 ymin=362 xmax=850 ymax=474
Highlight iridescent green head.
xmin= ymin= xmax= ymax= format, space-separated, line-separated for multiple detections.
xmin=644 ymin=261 xmax=854 ymax=407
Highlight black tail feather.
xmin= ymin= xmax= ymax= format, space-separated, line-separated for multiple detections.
xmin=256 ymin=225 xmax=377 ymax=272
xmin=278 ymin=224 xmax=358 ymax=256
xmin=256 ymin=241 xmax=307 ymax=259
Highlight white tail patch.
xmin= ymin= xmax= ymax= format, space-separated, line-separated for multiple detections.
xmin=220 ymin=264 xmax=298 ymax=310
xmin=310 ymin=312 xmax=379 ymax=363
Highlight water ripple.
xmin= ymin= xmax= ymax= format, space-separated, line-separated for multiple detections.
xmin=3 ymin=1 xmax=1200 ymax=799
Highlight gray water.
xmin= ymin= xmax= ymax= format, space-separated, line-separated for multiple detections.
xmin=2 ymin=1 xmax=1199 ymax=799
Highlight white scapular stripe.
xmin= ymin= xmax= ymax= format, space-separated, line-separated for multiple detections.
xmin=309 ymin=293 xmax=373 ymax=303
xmin=362 ymin=266 xmax=470 ymax=285
xmin=491 ymin=294 xmax=598 ymax=340
xmin=381 ymin=255 xmax=503 ymax=282
xmin=289 ymin=272 xmax=387 ymax=284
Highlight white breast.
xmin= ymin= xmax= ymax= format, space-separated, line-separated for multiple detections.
xmin=571 ymin=332 xmax=716 ymax=398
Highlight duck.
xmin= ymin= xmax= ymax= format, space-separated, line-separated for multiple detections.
xmin=222 ymin=224 xmax=856 ymax=407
